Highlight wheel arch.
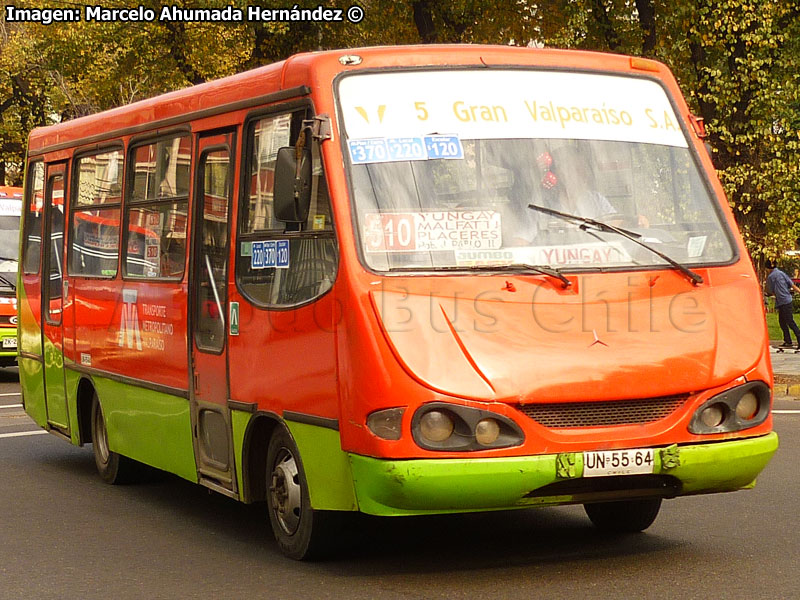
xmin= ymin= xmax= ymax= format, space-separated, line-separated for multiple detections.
xmin=240 ymin=411 xmax=282 ymax=504
xmin=75 ymin=375 xmax=97 ymax=446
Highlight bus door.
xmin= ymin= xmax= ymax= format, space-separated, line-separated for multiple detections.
xmin=42 ymin=162 xmax=69 ymax=431
xmin=189 ymin=131 xmax=236 ymax=493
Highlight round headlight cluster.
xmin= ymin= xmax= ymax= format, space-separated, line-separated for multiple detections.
xmin=412 ymin=402 xmax=524 ymax=451
xmin=689 ymin=382 xmax=770 ymax=434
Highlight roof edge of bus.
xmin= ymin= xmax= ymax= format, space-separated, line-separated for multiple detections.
xmin=26 ymin=44 xmax=670 ymax=154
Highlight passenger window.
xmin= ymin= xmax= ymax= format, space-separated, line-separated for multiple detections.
xmin=69 ymin=148 xmax=123 ymax=277
xmin=236 ymin=110 xmax=337 ymax=308
xmin=22 ymin=161 xmax=45 ymax=275
xmin=125 ymin=136 xmax=190 ymax=278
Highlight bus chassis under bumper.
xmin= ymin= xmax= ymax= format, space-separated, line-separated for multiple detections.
xmin=348 ymin=433 xmax=778 ymax=516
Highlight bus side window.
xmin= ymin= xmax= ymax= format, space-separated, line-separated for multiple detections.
xmin=236 ymin=110 xmax=337 ymax=308
xmin=22 ymin=161 xmax=45 ymax=275
xmin=69 ymin=148 xmax=123 ymax=277
xmin=124 ymin=136 xmax=190 ymax=279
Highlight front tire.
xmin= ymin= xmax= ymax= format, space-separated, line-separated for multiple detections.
xmin=266 ymin=426 xmax=335 ymax=560
xmin=91 ymin=394 xmax=136 ymax=484
xmin=584 ymin=498 xmax=662 ymax=532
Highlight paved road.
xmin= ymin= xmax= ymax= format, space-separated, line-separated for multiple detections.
xmin=1 ymin=373 xmax=798 ymax=599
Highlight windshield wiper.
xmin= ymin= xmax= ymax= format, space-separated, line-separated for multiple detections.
xmin=528 ymin=204 xmax=704 ymax=286
xmin=387 ymin=263 xmax=572 ymax=288
xmin=0 ymin=274 xmax=16 ymax=291
xmin=477 ymin=263 xmax=572 ymax=288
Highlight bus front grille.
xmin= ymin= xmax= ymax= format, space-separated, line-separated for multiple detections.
xmin=517 ymin=396 xmax=687 ymax=428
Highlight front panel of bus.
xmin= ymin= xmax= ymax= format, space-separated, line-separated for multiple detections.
xmin=326 ymin=63 xmax=776 ymax=514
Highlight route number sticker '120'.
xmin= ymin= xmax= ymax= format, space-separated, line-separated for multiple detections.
xmin=251 ymin=240 xmax=290 ymax=269
xmin=363 ymin=210 xmax=501 ymax=252
xmin=348 ymin=135 xmax=463 ymax=164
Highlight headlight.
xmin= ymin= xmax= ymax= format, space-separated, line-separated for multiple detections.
xmin=735 ymin=392 xmax=759 ymax=420
xmin=689 ymin=382 xmax=770 ymax=434
xmin=699 ymin=404 xmax=726 ymax=428
xmin=419 ymin=410 xmax=454 ymax=442
xmin=411 ymin=402 xmax=524 ymax=451
xmin=475 ymin=418 xmax=500 ymax=446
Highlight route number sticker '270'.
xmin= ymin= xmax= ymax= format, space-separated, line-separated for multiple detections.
xmin=583 ymin=448 xmax=655 ymax=477
xmin=348 ymin=135 xmax=463 ymax=164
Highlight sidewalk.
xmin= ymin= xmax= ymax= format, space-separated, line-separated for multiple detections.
xmin=770 ymin=344 xmax=800 ymax=399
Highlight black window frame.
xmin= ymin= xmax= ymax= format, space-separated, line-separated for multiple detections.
xmin=193 ymin=139 xmax=235 ymax=355
xmin=235 ymin=100 xmax=338 ymax=311
xmin=67 ymin=143 xmax=125 ymax=279
xmin=43 ymin=169 xmax=66 ymax=327
xmin=122 ymin=130 xmax=192 ymax=282
xmin=22 ymin=159 xmax=45 ymax=276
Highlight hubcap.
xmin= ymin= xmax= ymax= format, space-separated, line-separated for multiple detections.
xmin=269 ymin=449 xmax=301 ymax=535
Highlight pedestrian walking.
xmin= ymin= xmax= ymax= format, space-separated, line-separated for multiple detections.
xmin=766 ymin=260 xmax=800 ymax=348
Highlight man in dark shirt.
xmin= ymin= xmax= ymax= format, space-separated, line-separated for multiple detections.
xmin=766 ymin=260 xmax=800 ymax=348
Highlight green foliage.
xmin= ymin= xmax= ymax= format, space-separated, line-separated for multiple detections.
xmin=1 ymin=0 xmax=798 ymax=265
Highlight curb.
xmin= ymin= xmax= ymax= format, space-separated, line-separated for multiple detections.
xmin=775 ymin=383 xmax=800 ymax=398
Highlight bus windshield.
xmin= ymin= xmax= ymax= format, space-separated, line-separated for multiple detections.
xmin=338 ymin=70 xmax=735 ymax=272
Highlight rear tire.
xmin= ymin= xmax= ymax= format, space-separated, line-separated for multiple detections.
xmin=584 ymin=498 xmax=662 ymax=532
xmin=266 ymin=426 xmax=337 ymax=560
xmin=91 ymin=394 xmax=136 ymax=484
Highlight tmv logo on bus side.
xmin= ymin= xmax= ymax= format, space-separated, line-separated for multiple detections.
xmin=118 ymin=289 xmax=142 ymax=351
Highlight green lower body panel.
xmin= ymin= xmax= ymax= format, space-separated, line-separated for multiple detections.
xmin=286 ymin=421 xmax=358 ymax=511
xmin=19 ymin=356 xmax=46 ymax=427
xmin=92 ymin=376 xmax=197 ymax=483
xmin=348 ymin=433 xmax=779 ymax=516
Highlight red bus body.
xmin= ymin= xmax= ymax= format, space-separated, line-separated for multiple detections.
xmin=19 ymin=46 xmax=777 ymax=559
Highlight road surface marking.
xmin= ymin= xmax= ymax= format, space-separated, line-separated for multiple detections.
xmin=773 ymin=410 xmax=800 ymax=414
xmin=0 ymin=404 xmax=22 ymax=409
xmin=0 ymin=430 xmax=48 ymax=439
xmin=0 ymin=392 xmax=21 ymax=397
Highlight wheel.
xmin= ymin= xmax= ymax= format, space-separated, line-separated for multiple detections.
xmin=584 ymin=498 xmax=662 ymax=532
xmin=266 ymin=426 xmax=336 ymax=560
xmin=91 ymin=393 xmax=136 ymax=484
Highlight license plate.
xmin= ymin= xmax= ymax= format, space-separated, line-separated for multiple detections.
xmin=2 ymin=337 xmax=16 ymax=349
xmin=583 ymin=448 xmax=654 ymax=477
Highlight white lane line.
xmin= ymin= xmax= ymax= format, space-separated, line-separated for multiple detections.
xmin=0 ymin=392 xmax=20 ymax=397
xmin=0 ymin=430 xmax=48 ymax=439
xmin=773 ymin=410 xmax=800 ymax=414
xmin=0 ymin=404 xmax=22 ymax=409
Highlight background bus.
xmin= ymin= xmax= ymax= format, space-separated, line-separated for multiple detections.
xmin=19 ymin=46 xmax=777 ymax=560
xmin=0 ymin=186 xmax=22 ymax=366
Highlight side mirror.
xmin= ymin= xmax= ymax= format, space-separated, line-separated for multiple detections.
xmin=274 ymin=146 xmax=312 ymax=224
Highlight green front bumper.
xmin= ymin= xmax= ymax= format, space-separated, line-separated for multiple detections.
xmin=0 ymin=329 xmax=17 ymax=360
xmin=349 ymin=433 xmax=779 ymax=516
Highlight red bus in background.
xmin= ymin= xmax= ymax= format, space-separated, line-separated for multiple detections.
xmin=19 ymin=46 xmax=777 ymax=559
xmin=0 ymin=186 xmax=22 ymax=365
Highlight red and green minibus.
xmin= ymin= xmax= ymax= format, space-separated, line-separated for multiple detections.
xmin=0 ymin=186 xmax=22 ymax=365
xmin=19 ymin=45 xmax=778 ymax=559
